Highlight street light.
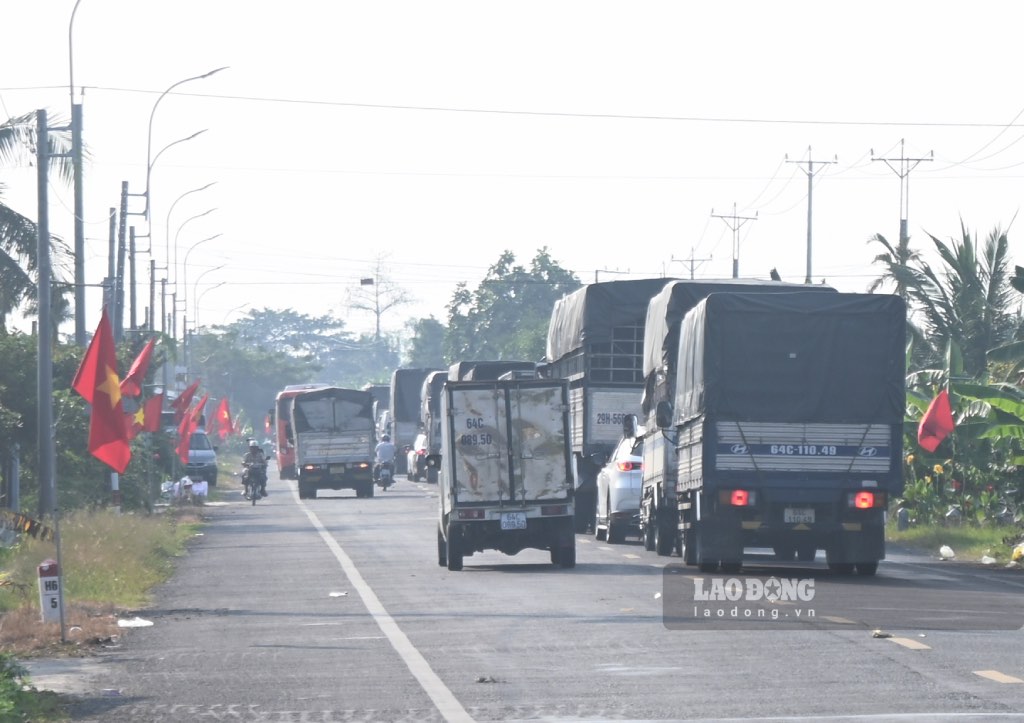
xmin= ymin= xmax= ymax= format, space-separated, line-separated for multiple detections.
xmin=142 ymin=66 xmax=228 ymax=220
xmin=171 ymin=208 xmax=217 ymax=287
xmin=165 ymin=182 xmax=216 ymax=270
xmin=135 ymin=130 xmax=207 ymax=253
xmin=194 ymin=272 xmax=226 ymax=330
xmin=181 ymin=233 xmax=223 ymax=339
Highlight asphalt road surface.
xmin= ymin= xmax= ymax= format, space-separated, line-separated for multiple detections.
xmin=46 ymin=462 xmax=1024 ymax=722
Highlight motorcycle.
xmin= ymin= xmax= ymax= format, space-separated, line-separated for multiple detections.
xmin=242 ymin=461 xmax=268 ymax=505
xmin=375 ymin=460 xmax=394 ymax=491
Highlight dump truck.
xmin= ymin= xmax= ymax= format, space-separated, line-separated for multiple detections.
xmin=653 ymin=291 xmax=906 ymax=575
xmin=639 ymin=279 xmax=836 ymax=556
xmin=432 ymin=371 xmax=576 ymax=571
xmin=290 ymin=386 xmax=377 ymax=499
xmin=542 ymin=278 xmax=677 ymax=532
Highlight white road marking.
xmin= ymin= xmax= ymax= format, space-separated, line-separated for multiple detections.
xmin=295 ymin=489 xmax=474 ymax=723
xmin=974 ymin=669 xmax=1024 ymax=683
xmin=887 ymin=637 xmax=932 ymax=650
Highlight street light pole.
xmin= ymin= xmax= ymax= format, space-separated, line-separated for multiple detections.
xmin=171 ymin=209 xmax=217 ymax=288
xmin=142 ymin=67 xmax=228 ymax=221
xmin=193 ymin=272 xmax=225 ymax=330
xmin=165 ymin=182 xmax=216 ymax=270
xmin=181 ymin=234 xmax=223 ymax=337
xmin=69 ymin=0 xmax=86 ymax=345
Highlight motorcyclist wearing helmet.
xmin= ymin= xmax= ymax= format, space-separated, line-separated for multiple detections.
xmin=243 ymin=438 xmax=268 ymax=497
xmin=374 ymin=433 xmax=396 ymax=482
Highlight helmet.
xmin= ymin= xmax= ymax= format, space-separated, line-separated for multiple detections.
xmin=248 ymin=439 xmax=258 ymax=448
xmin=382 ymin=434 xmax=390 ymax=442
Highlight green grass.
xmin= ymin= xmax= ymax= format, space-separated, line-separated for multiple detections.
xmin=0 ymin=508 xmax=204 ymax=719
xmin=887 ymin=522 xmax=1023 ymax=562
xmin=0 ymin=508 xmax=202 ymax=613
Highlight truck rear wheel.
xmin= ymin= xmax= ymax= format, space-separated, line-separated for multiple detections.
xmin=655 ymin=518 xmax=674 ymax=557
xmin=855 ymin=561 xmax=878 ymax=576
xmin=643 ymin=519 xmax=656 ymax=551
xmin=437 ymin=528 xmax=447 ymax=567
xmin=446 ymin=525 xmax=463 ymax=571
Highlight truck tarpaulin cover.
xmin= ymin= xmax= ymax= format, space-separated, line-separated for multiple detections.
xmin=675 ymin=292 xmax=906 ymax=422
xmin=448 ymin=360 xmax=537 ymax=381
xmin=292 ymin=387 xmax=374 ymax=433
xmin=642 ymin=278 xmax=835 ymax=380
xmin=545 ymin=278 xmax=676 ymax=363
xmin=391 ymin=369 xmax=440 ymax=421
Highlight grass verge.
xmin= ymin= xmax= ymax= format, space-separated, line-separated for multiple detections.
xmin=0 ymin=505 xmax=206 ymax=720
xmin=887 ymin=521 xmax=1024 ymax=563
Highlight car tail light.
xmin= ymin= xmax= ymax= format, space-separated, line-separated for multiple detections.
xmin=617 ymin=461 xmax=642 ymax=472
xmin=849 ymin=491 xmax=885 ymax=508
xmin=541 ymin=505 xmax=568 ymax=515
xmin=457 ymin=508 xmax=485 ymax=520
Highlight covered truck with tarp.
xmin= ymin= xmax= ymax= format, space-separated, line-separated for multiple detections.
xmin=290 ymin=386 xmax=377 ymax=499
xmin=638 ymin=278 xmax=836 ymax=555
xmin=542 ymin=278 xmax=677 ymax=532
xmin=657 ymin=291 xmax=906 ymax=574
xmin=431 ymin=375 xmax=575 ymax=570
xmin=389 ymin=368 xmax=442 ymax=474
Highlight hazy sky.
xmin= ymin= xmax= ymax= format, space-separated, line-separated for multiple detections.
xmin=3 ymin=1 xmax=1024 ymax=339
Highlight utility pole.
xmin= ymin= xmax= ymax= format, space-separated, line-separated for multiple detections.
xmin=712 ymin=203 xmax=757 ymax=278
xmin=786 ymin=147 xmax=836 ymax=284
xmin=670 ymin=250 xmax=712 ymax=279
xmin=69 ymin=0 xmax=86 ymax=346
xmin=36 ymin=110 xmax=56 ymax=519
xmin=872 ymin=139 xmax=933 ymax=248
xmin=115 ymin=182 xmax=129 ymax=342
xmin=129 ymin=227 xmax=138 ymax=332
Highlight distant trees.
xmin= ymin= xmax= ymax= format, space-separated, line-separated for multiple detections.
xmin=444 ymin=248 xmax=581 ymax=362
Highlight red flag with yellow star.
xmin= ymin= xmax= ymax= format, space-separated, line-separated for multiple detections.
xmin=212 ymin=397 xmax=233 ymax=440
xmin=176 ymin=394 xmax=209 ymax=464
xmin=71 ymin=309 xmax=132 ymax=472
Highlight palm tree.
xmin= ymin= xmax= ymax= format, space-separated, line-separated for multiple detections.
xmin=867 ymin=232 xmax=923 ymax=299
xmin=0 ymin=111 xmax=74 ymax=335
xmin=907 ymin=222 xmax=1016 ymax=378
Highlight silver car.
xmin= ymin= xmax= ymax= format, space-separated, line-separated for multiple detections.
xmin=594 ymin=435 xmax=643 ymax=544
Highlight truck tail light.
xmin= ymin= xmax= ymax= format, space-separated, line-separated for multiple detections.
xmin=355 ymin=462 xmax=369 ymax=470
xmin=617 ymin=461 xmax=642 ymax=472
xmin=541 ymin=505 xmax=568 ymax=516
xmin=457 ymin=508 xmax=485 ymax=520
xmin=849 ymin=491 xmax=885 ymax=508
xmin=720 ymin=489 xmax=755 ymax=506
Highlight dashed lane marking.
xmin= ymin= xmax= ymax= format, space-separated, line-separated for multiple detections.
xmin=887 ymin=637 xmax=932 ymax=650
xmin=974 ymin=670 xmax=1024 ymax=683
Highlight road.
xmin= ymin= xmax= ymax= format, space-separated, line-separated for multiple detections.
xmin=51 ymin=462 xmax=1024 ymax=722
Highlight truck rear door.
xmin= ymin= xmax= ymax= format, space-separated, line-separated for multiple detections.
xmin=448 ymin=385 xmax=508 ymax=503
